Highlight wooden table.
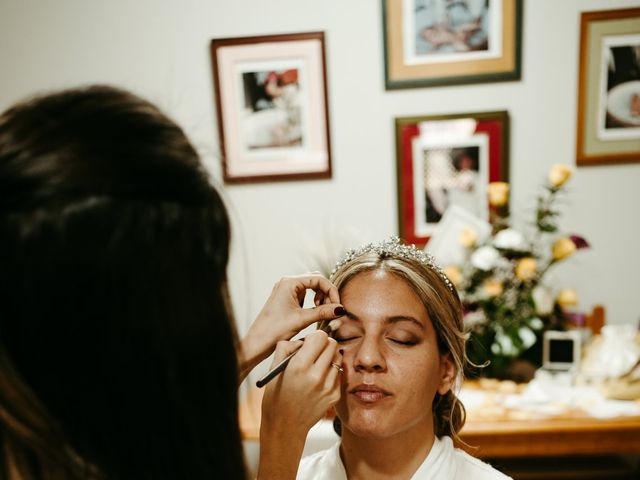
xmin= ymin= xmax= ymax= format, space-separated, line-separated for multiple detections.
xmin=458 ymin=414 xmax=640 ymax=458
xmin=239 ymin=380 xmax=640 ymax=459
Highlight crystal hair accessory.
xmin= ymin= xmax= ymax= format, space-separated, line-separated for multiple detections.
xmin=331 ymin=236 xmax=454 ymax=292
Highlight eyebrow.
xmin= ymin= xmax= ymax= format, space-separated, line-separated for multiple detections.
xmin=344 ymin=311 xmax=425 ymax=331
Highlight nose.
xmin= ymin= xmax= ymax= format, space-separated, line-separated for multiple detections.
xmin=353 ymin=335 xmax=386 ymax=373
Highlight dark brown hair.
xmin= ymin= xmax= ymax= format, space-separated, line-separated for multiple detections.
xmin=0 ymin=85 xmax=246 ymax=479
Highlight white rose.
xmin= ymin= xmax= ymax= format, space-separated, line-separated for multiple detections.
xmin=493 ymin=228 xmax=527 ymax=251
xmin=470 ymin=246 xmax=500 ymax=271
xmin=492 ymin=332 xmax=517 ymax=356
xmin=532 ymin=286 xmax=554 ymax=315
xmin=518 ymin=326 xmax=537 ymax=349
xmin=529 ymin=317 xmax=544 ymax=330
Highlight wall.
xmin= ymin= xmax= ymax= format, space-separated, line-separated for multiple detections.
xmin=1 ymin=1 xmax=639 ymax=385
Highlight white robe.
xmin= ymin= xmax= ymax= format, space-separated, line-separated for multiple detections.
xmin=296 ymin=435 xmax=512 ymax=480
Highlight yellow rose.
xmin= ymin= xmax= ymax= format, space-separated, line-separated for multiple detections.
xmin=482 ymin=278 xmax=503 ymax=297
xmin=488 ymin=182 xmax=509 ymax=207
xmin=557 ymin=288 xmax=578 ymax=308
xmin=515 ymin=257 xmax=537 ymax=281
xmin=552 ymin=237 xmax=576 ymax=261
xmin=443 ymin=265 xmax=463 ymax=287
xmin=458 ymin=226 xmax=478 ymax=248
xmin=548 ymin=164 xmax=572 ymax=188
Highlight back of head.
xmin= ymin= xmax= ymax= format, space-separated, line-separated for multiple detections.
xmin=0 ymin=86 xmax=246 ymax=479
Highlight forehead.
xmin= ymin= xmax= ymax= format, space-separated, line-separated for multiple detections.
xmin=339 ymin=269 xmax=430 ymax=327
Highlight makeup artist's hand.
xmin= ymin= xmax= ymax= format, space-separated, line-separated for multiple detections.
xmin=257 ymin=330 xmax=342 ymax=480
xmin=238 ymin=273 xmax=344 ymax=383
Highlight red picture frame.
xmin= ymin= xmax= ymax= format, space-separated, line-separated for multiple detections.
xmin=395 ymin=111 xmax=509 ymax=247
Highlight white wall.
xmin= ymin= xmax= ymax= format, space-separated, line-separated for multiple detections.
xmin=2 ymin=1 xmax=639 ymax=384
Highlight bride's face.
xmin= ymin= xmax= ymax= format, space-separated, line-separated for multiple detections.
xmin=333 ymin=269 xmax=454 ymax=440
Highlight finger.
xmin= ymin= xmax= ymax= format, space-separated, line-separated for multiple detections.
xmin=310 ymin=337 xmax=340 ymax=389
xmin=313 ymin=289 xmax=325 ymax=307
xmin=297 ymin=304 xmax=345 ymax=331
xmin=296 ymin=285 xmax=306 ymax=307
xmin=313 ymin=336 xmax=338 ymax=370
xmin=271 ymin=339 xmax=303 ymax=365
xmin=275 ymin=276 xmax=308 ymax=306
xmin=324 ymin=350 xmax=344 ymax=389
xmin=289 ymin=330 xmax=330 ymax=367
xmin=332 ymin=349 xmax=344 ymax=369
xmin=292 ymin=274 xmax=340 ymax=305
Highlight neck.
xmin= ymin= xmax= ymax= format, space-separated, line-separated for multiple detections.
xmin=339 ymin=422 xmax=436 ymax=480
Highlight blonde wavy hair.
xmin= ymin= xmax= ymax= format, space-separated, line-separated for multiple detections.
xmin=320 ymin=244 xmax=468 ymax=441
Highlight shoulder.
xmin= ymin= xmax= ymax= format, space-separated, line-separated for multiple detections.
xmin=443 ymin=437 xmax=512 ymax=480
xmin=297 ymin=441 xmax=346 ymax=480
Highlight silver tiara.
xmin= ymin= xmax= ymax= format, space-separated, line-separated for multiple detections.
xmin=331 ymin=236 xmax=454 ymax=292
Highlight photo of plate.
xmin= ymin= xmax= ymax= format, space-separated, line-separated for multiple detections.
xmin=606 ymin=80 xmax=640 ymax=127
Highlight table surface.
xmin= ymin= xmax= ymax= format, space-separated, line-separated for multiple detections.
xmin=239 ymin=379 xmax=640 ymax=458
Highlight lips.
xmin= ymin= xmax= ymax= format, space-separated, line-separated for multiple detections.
xmin=350 ymin=384 xmax=391 ymax=403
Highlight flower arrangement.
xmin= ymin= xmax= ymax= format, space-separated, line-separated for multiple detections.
xmin=443 ymin=164 xmax=590 ymax=378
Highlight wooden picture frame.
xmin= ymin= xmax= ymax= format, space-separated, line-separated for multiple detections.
xmin=210 ymin=32 xmax=332 ymax=183
xmin=576 ymin=8 xmax=640 ymax=166
xmin=382 ymin=0 xmax=522 ymax=89
xmin=395 ymin=111 xmax=509 ymax=247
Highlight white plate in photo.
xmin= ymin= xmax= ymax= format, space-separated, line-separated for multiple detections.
xmin=606 ymin=80 xmax=640 ymax=127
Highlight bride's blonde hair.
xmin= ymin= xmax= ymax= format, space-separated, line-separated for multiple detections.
xmin=320 ymin=238 xmax=467 ymax=440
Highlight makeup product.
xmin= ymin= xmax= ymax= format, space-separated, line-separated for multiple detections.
xmin=255 ymin=346 xmax=301 ymax=388
xmin=255 ymin=319 xmax=341 ymax=388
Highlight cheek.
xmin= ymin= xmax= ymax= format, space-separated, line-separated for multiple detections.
xmin=395 ymin=353 xmax=443 ymax=393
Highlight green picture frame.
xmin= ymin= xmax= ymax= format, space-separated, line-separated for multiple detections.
xmin=576 ymin=7 xmax=640 ymax=166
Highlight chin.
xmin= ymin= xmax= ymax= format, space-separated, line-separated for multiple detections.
xmin=342 ymin=420 xmax=402 ymax=440
xmin=340 ymin=411 xmax=396 ymax=439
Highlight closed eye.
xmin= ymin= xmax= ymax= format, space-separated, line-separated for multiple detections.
xmin=387 ymin=336 xmax=419 ymax=346
xmin=334 ymin=336 xmax=359 ymax=344
xmin=390 ymin=339 xmax=418 ymax=346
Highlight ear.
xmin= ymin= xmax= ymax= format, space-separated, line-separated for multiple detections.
xmin=437 ymin=352 xmax=455 ymax=395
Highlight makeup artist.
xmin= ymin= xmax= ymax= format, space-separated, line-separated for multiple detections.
xmin=0 ymin=85 xmax=343 ymax=480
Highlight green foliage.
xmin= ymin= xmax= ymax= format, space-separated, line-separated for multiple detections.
xmin=450 ymin=169 xmax=587 ymax=379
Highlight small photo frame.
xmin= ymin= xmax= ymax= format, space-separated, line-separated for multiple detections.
xmin=395 ymin=111 xmax=509 ymax=248
xmin=576 ymin=8 xmax=640 ymax=166
xmin=382 ymin=0 xmax=523 ymax=89
xmin=543 ymin=330 xmax=582 ymax=371
xmin=210 ymin=32 xmax=332 ymax=183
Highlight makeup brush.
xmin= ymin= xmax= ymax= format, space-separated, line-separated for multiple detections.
xmin=255 ymin=319 xmax=341 ymax=388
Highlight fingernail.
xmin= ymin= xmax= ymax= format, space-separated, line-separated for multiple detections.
xmin=334 ymin=306 xmax=346 ymax=316
xmin=328 ymin=319 xmax=342 ymax=331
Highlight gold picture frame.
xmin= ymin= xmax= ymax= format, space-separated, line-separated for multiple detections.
xmin=576 ymin=8 xmax=640 ymax=166
xmin=382 ymin=0 xmax=522 ymax=89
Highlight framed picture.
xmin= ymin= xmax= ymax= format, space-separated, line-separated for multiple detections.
xmin=382 ymin=0 xmax=522 ymax=89
xmin=395 ymin=111 xmax=509 ymax=247
xmin=576 ymin=8 xmax=640 ymax=166
xmin=425 ymin=205 xmax=492 ymax=267
xmin=210 ymin=32 xmax=332 ymax=183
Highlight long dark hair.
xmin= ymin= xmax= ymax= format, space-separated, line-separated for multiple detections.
xmin=0 ymin=86 xmax=247 ymax=479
